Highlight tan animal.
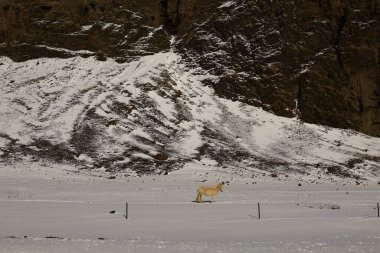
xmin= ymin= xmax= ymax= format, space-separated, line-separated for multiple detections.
xmin=195 ymin=182 xmax=225 ymax=203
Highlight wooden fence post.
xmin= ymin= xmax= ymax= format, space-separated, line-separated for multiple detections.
xmin=258 ymin=203 xmax=261 ymax=219
xmin=124 ymin=202 xmax=128 ymax=220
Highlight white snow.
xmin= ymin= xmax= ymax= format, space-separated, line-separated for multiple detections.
xmin=1 ymin=48 xmax=380 ymax=252
xmin=178 ymin=126 xmax=203 ymax=157
xmin=130 ymin=128 xmax=154 ymax=142
xmin=218 ymin=1 xmax=236 ymax=9
xmin=0 ymin=162 xmax=380 ymax=253
xmin=0 ymin=51 xmax=379 ymax=175
xmin=34 ymin=45 xmax=94 ymax=55
xmin=81 ymin=25 xmax=93 ymax=31
xmin=147 ymin=90 xmax=177 ymax=120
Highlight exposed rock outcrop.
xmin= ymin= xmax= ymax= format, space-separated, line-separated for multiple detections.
xmin=0 ymin=1 xmax=379 ymax=136
xmin=177 ymin=0 xmax=380 ymax=136
xmin=0 ymin=0 xmax=171 ymax=62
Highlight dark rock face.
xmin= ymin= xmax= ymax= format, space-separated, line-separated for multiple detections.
xmin=0 ymin=0 xmax=171 ymax=62
xmin=0 ymin=0 xmax=379 ymax=137
xmin=177 ymin=0 xmax=380 ymax=136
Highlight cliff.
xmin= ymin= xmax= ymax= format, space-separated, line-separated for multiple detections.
xmin=1 ymin=0 xmax=379 ymax=136
xmin=0 ymin=0 xmax=379 ymax=175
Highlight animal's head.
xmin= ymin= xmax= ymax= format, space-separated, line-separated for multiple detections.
xmin=218 ymin=182 xmax=225 ymax=192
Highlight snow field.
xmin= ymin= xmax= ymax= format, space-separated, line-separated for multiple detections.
xmin=0 ymin=162 xmax=380 ymax=253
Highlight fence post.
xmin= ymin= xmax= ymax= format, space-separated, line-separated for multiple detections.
xmin=124 ymin=202 xmax=128 ymax=220
xmin=258 ymin=203 xmax=261 ymax=219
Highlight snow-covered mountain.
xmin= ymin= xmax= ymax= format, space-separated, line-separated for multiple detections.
xmin=0 ymin=0 xmax=379 ymax=177
xmin=1 ymin=0 xmax=380 ymax=136
xmin=1 ymin=48 xmax=379 ymax=178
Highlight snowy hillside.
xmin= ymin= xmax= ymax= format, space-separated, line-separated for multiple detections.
xmin=0 ymin=50 xmax=379 ymax=178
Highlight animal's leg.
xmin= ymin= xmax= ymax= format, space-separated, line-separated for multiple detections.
xmin=195 ymin=192 xmax=200 ymax=203
xmin=196 ymin=192 xmax=204 ymax=203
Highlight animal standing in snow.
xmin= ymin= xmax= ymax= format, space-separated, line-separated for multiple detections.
xmin=195 ymin=182 xmax=225 ymax=203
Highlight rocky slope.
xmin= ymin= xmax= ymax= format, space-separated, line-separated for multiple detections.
xmin=1 ymin=0 xmax=379 ymax=135
xmin=177 ymin=0 xmax=380 ymax=136
xmin=1 ymin=51 xmax=380 ymax=178
xmin=0 ymin=0 xmax=379 ymax=176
